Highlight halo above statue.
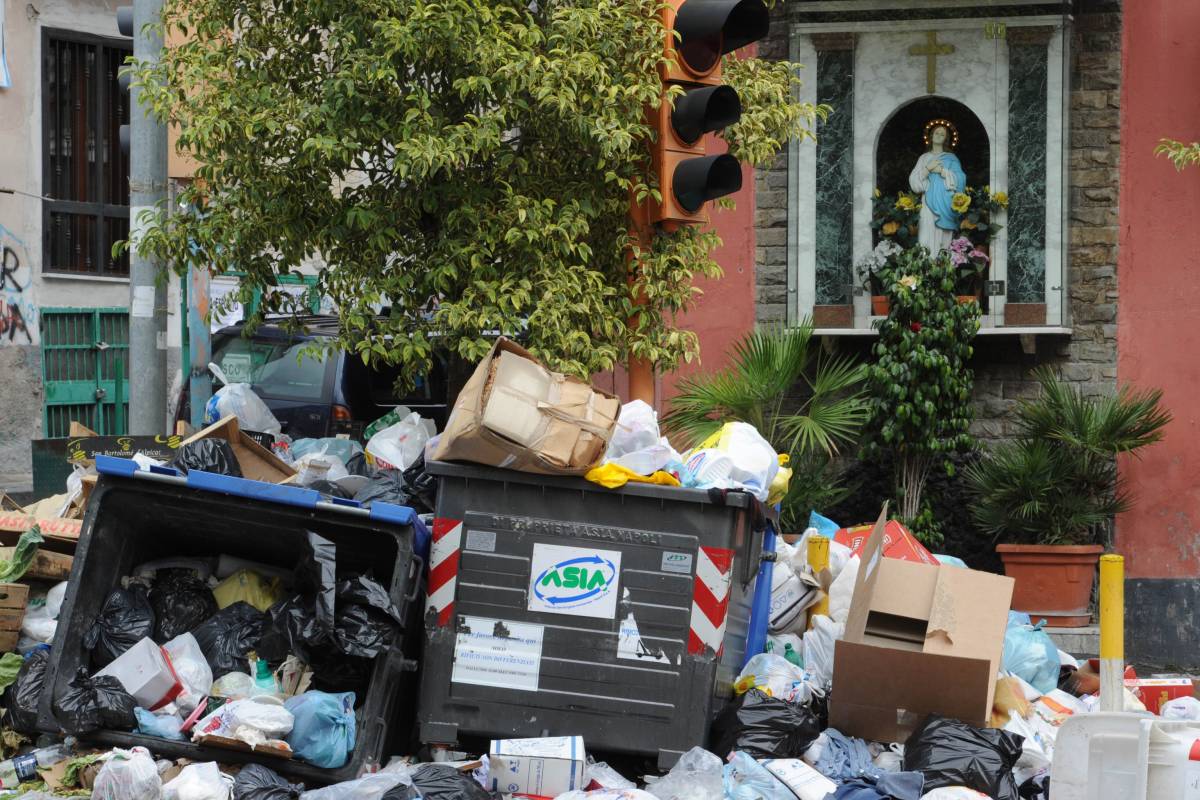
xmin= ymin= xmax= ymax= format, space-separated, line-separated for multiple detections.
xmin=923 ymin=117 xmax=960 ymax=149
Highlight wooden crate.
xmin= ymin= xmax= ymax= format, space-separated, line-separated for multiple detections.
xmin=0 ymin=550 xmax=73 ymax=581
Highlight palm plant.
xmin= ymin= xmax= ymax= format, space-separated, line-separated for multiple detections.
xmin=966 ymin=368 xmax=1172 ymax=546
xmin=663 ymin=321 xmax=867 ymax=530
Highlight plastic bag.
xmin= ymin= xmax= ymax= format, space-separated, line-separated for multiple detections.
xmin=285 ymin=691 xmax=356 ymax=769
xmin=558 ymin=791 xmax=659 ymax=800
xmin=299 ymin=772 xmax=410 ymax=800
xmin=903 ymin=714 xmax=1023 ymax=800
xmin=365 ymin=412 xmax=434 ymax=471
xmin=918 ymin=789 xmax=993 ymax=799
xmin=213 ymin=570 xmax=283 ymax=613
xmin=334 ymin=575 xmax=404 ymax=658
xmin=1163 ymin=695 xmax=1200 ymax=720
xmin=172 ymin=439 xmax=244 ymax=478
xmin=163 ymin=632 xmax=214 ymax=712
xmin=408 ymin=763 xmax=497 ymax=800
xmin=682 ymin=422 xmax=780 ymax=502
xmin=84 ymin=586 xmax=156 ymax=668
xmin=53 ymin=667 xmax=138 ymax=734
xmin=828 ymin=556 xmax=860 ymax=623
xmin=211 ymin=671 xmax=256 ymax=700
xmin=802 ymin=614 xmax=843 ymax=691
xmin=735 ymin=653 xmax=808 ymax=699
xmin=587 ymin=759 xmax=637 ymax=790
xmin=205 ymin=363 xmax=282 ymax=434
xmin=723 ymin=751 xmax=794 ymax=800
xmin=230 ymin=698 xmax=295 ymax=738
xmin=20 ymin=600 xmax=57 ymax=643
xmin=233 ymin=764 xmax=304 ymax=800
xmin=711 ymin=689 xmax=822 ymax=761
xmin=603 ymin=400 xmax=681 ymax=476
xmin=353 ymin=460 xmax=437 ymax=515
xmin=136 ymin=706 xmax=186 ymax=740
xmin=645 ymin=746 xmax=724 ymax=800
xmin=191 ymin=602 xmax=268 ymax=678
xmin=291 ymin=438 xmax=364 ymax=467
xmin=151 ymin=570 xmax=219 ymax=643
xmin=92 ymin=747 xmax=163 ymax=800
xmin=163 ymin=762 xmax=233 ymax=800
xmin=5 ymin=647 xmax=49 ymax=732
xmin=1001 ymin=618 xmax=1060 ymax=696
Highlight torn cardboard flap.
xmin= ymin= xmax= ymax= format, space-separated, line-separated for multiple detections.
xmin=179 ymin=416 xmax=296 ymax=483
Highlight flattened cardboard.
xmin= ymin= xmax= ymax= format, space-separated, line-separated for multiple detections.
xmin=179 ymin=416 xmax=296 ymax=484
xmin=833 ymin=503 xmax=1014 ymax=742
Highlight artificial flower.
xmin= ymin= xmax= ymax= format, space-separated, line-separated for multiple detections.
xmin=898 ymin=275 xmax=919 ymax=290
xmin=951 ymin=251 xmax=967 ymax=266
xmin=960 ymin=219 xmax=977 ymax=230
xmin=950 ymin=237 xmax=971 ymax=253
xmin=951 ymin=193 xmax=971 ymax=213
xmin=895 ymin=195 xmax=917 ymax=211
xmin=969 ymin=248 xmax=990 ymax=263
xmin=882 ymin=221 xmax=900 ymax=236
xmin=984 ymin=185 xmax=991 ymax=194
xmin=993 ymin=191 xmax=1009 ymax=207
xmin=874 ymin=188 xmax=882 ymax=198
xmin=910 ymin=322 xmax=923 ymax=332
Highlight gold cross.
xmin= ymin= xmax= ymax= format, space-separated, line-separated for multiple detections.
xmin=909 ymin=31 xmax=956 ymax=94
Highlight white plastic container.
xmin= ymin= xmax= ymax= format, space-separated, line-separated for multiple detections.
xmin=96 ymin=637 xmax=183 ymax=710
xmin=768 ymin=566 xmax=814 ymax=633
xmin=1049 ymin=712 xmax=1147 ymax=800
xmin=1136 ymin=717 xmax=1200 ymax=800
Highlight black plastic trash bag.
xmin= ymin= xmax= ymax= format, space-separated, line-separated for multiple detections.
xmin=150 ymin=569 xmax=218 ymax=643
xmin=308 ymin=653 xmax=372 ymax=697
xmin=83 ymin=586 xmax=156 ymax=668
xmin=191 ymin=601 xmax=268 ymax=678
xmin=52 ymin=667 xmax=137 ymax=735
xmin=260 ymin=532 xmax=339 ymax=662
xmin=334 ymin=575 xmax=404 ymax=658
xmin=172 ymin=439 xmax=243 ymax=477
xmin=4 ymin=648 xmax=49 ymax=733
xmin=353 ymin=470 xmax=409 ymax=509
xmin=380 ymin=782 xmax=421 ymax=800
xmin=903 ymin=714 xmax=1024 ymax=800
xmin=297 ymin=531 xmax=337 ymax=635
xmin=710 ymin=688 xmax=822 ymax=760
xmin=401 ymin=456 xmax=437 ymax=514
xmin=232 ymin=763 xmax=304 ymax=800
xmin=410 ymin=763 xmax=499 ymax=800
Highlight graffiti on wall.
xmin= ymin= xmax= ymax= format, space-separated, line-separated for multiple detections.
xmin=0 ymin=224 xmax=36 ymax=346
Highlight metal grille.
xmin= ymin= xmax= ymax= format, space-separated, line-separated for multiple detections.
xmin=40 ymin=308 xmax=130 ymax=437
xmin=42 ymin=31 xmax=131 ymax=276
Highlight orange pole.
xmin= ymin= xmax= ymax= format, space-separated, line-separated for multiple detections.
xmin=627 ymin=198 xmax=656 ymax=406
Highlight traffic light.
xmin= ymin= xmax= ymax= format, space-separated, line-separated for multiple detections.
xmin=117 ymin=6 xmax=132 ymax=158
xmin=649 ymin=0 xmax=769 ymax=224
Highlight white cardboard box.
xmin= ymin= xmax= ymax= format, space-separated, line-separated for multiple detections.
xmin=488 ymin=736 xmax=586 ymax=797
xmin=95 ymin=636 xmax=181 ymax=710
xmin=761 ymin=758 xmax=838 ymax=800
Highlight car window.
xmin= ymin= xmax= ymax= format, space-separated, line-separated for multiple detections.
xmin=212 ymin=335 xmax=330 ymax=402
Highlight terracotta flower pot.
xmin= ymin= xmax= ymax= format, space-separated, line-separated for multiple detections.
xmin=995 ymin=544 xmax=1104 ymax=627
xmin=871 ymin=295 xmax=890 ymax=316
xmin=956 ymin=295 xmax=978 ymax=305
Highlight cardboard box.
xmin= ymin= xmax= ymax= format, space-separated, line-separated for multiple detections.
xmin=835 ymin=519 xmax=939 ymax=565
xmin=179 ymin=417 xmax=296 ymax=484
xmin=431 ymin=338 xmax=620 ymax=475
xmin=487 ymin=736 xmax=586 ymax=797
xmin=830 ymin=508 xmax=1015 ymax=742
xmin=1126 ymin=678 xmax=1195 ymax=715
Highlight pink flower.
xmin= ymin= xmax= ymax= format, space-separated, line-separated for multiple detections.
xmin=950 ymin=237 xmax=972 ymax=254
xmin=969 ymin=249 xmax=990 ymax=263
xmin=951 ymin=251 xmax=967 ymax=266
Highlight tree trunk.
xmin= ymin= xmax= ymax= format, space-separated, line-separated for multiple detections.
xmin=898 ymin=451 xmax=932 ymax=522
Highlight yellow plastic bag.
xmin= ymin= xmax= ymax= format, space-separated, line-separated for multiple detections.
xmin=212 ymin=569 xmax=283 ymax=612
xmin=767 ymin=454 xmax=793 ymax=506
xmin=585 ymin=463 xmax=681 ymax=490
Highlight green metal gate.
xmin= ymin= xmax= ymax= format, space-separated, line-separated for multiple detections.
xmin=40 ymin=308 xmax=131 ymax=437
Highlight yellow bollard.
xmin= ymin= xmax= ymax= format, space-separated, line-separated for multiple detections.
xmin=1099 ymin=553 xmax=1125 ymax=712
xmin=807 ymin=535 xmax=830 ymax=628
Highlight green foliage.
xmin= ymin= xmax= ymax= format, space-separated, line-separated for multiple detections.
xmin=1156 ymin=138 xmax=1200 ymax=170
xmin=861 ymin=247 xmax=980 ymax=535
xmin=868 ymin=190 xmax=922 ymax=255
xmin=127 ymin=0 xmax=821 ymax=382
xmin=663 ymin=321 xmax=867 ymax=530
xmin=956 ymin=185 xmax=1006 ymax=247
xmin=966 ymin=368 xmax=1172 ymax=546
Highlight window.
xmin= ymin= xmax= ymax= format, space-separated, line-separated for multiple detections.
xmin=211 ymin=334 xmax=332 ymax=402
xmin=42 ymin=29 xmax=131 ymax=276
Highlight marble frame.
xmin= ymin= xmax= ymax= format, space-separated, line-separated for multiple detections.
xmin=787 ymin=16 xmax=1069 ymax=330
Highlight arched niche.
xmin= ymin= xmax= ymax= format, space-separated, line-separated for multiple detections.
xmin=875 ymin=96 xmax=991 ymax=197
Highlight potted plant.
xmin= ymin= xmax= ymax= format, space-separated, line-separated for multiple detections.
xmin=866 ymin=190 xmax=921 ymax=315
xmin=955 ymin=185 xmax=1006 ymax=247
xmin=857 ymin=239 xmax=904 ymax=316
xmin=664 ymin=321 xmax=867 ymax=533
xmin=966 ymin=369 xmax=1171 ymax=626
xmin=948 ymin=236 xmax=989 ymax=304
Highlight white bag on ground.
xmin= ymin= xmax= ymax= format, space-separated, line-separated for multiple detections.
xmin=828 ymin=556 xmax=860 ymax=623
xmin=163 ymin=633 xmax=213 ymax=713
xmin=162 ymin=762 xmax=232 ymax=800
xmin=645 ymin=746 xmax=724 ymax=800
xmin=803 ymin=614 xmax=843 ymax=691
xmin=1162 ymin=696 xmax=1200 ymax=720
xmin=92 ymin=747 xmax=163 ymax=800
xmin=205 ymin=364 xmax=281 ymax=435
xmin=366 ymin=411 xmax=435 ymax=471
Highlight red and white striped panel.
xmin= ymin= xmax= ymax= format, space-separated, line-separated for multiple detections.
xmin=688 ymin=546 xmax=734 ymax=656
xmin=427 ymin=518 xmax=463 ymax=627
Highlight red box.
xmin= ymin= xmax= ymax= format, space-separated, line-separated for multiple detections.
xmin=1125 ymin=679 xmax=1195 ymax=715
xmin=835 ymin=520 xmax=939 ymax=565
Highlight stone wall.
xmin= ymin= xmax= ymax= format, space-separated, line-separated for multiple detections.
xmin=753 ymin=6 xmax=1123 ymax=438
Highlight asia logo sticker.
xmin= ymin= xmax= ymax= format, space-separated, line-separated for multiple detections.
xmin=528 ymin=543 xmax=622 ymax=619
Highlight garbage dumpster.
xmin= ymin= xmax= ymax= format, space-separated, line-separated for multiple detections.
xmin=417 ymin=460 xmax=764 ymax=769
xmin=37 ymin=456 xmax=427 ymax=786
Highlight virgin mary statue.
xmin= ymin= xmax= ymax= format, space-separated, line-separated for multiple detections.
xmin=909 ymin=118 xmax=967 ymax=255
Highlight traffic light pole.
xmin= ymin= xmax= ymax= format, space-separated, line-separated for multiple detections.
xmin=127 ymin=0 xmax=169 ymax=434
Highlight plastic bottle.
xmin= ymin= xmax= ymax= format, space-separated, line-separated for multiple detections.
xmin=0 ymin=740 xmax=75 ymax=788
xmin=783 ymin=643 xmax=803 ymax=667
xmin=252 ymin=658 xmax=281 ymax=698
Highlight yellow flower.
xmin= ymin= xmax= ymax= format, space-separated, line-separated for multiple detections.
xmin=951 ymin=192 xmax=971 ymax=213
xmin=895 ymin=195 xmax=917 ymax=211
xmin=873 ymin=188 xmax=882 ymax=199
xmin=984 ymin=185 xmax=991 ymax=194
xmin=899 ymin=275 xmax=919 ymax=290
xmin=882 ymin=221 xmax=900 ymax=236
xmin=993 ymin=191 xmax=1009 ymax=207
xmin=960 ymin=219 xmax=976 ymax=230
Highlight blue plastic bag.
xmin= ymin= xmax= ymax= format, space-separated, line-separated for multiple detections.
xmin=809 ymin=511 xmax=840 ymax=539
xmin=723 ymin=751 xmax=794 ymax=800
xmin=134 ymin=707 xmax=185 ymax=740
xmin=1001 ymin=618 xmax=1060 ymax=695
xmin=285 ymin=691 xmax=356 ymax=768
xmin=932 ymin=554 xmax=968 ymax=568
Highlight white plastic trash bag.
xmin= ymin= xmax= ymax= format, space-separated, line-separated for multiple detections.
xmin=919 ymin=789 xmax=994 ymax=799
xmin=228 ymin=698 xmax=295 ymax=738
xmin=645 ymin=746 xmax=724 ymax=800
xmin=556 ymin=791 xmax=660 ymax=800
xmin=299 ymin=772 xmax=409 ymax=800
xmin=803 ymin=614 xmax=843 ymax=691
xmin=1162 ymin=696 xmax=1200 ymax=720
xmin=735 ymin=653 xmax=807 ymax=699
xmin=586 ymin=759 xmax=637 ymax=790
xmin=828 ymin=556 xmax=860 ymax=623
xmin=205 ymin=363 xmax=281 ymax=435
xmin=162 ymin=762 xmax=233 ymax=800
xmin=92 ymin=747 xmax=163 ymax=800
xmin=163 ymin=633 xmax=213 ymax=713
xmin=604 ymin=400 xmax=681 ymax=476
xmin=366 ymin=411 xmax=435 ymax=471
xmin=682 ymin=422 xmax=779 ymax=502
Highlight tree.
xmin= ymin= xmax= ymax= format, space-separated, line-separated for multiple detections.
xmin=130 ymin=0 xmax=824 ymax=382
